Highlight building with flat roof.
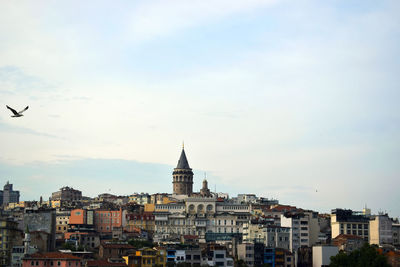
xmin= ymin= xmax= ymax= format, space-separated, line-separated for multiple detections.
xmin=51 ymin=186 xmax=82 ymax=202
xmin=0 ymin=181 xmax=20 ymax=206
xmin=369 ymin=214 xmax=393 ymax=246
xmin=331 ymin=209 xmax=370 ymax=241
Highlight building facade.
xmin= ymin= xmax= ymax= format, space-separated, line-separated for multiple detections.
xmin=51 ymin=186 xmax=82 ymax=202
xmin=22 ymin=252 xmax=81 ymax=267
xmin=55 ymin=210 xmax=70 ymax=238
xmin=153 ymin=196 xmax=250 ymax=243
xmin=331 ymin=209 xmax=370 ymax=241
xmin=24 ymin=209 xmax=56 ymax=252
xmin=94 ymin=209 xmax=126 ymax=234
xmin=1 ymin=181 xmax=20 ymax=206
xmin=369 ymin=214 xmax=393 ymax=246
xmin=0 ymin=218 xmax=22 ymax=267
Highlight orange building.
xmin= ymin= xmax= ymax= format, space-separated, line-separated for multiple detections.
xmin=95 ymin=209 xmax=125 ymax=233
xmin=69 ymin=209 xmax=87 ymax=225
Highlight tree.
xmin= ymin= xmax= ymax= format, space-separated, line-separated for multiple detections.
xmin=236 ymin=259 xmax=248 ymax=267
xmin=128 ymin=239 xmax=154 ymax=248
xmin=330 ymin=243 xmax=390 ymax=267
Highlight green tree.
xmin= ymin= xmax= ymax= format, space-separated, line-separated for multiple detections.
xmin=128 ymin=239 xmax=154 ymax=248
xmin=330 ymin=243 xmax=390 ymax=267
xmin=236 ymin=259 xmax=248 ymax=267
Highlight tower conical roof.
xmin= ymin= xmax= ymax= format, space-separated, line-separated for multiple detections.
xmin=176 ymin=148 xmax=190 ymax=169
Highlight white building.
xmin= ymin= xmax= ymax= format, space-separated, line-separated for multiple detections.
xmin=369 ymin=214 xmax=393 ymax=245
xmin=153 ymin=196 xmax=251 ymax=242
xmin=281 ymin=213 xmax=311 ymax=252
xmin=243 ymin=222 xmax=290 ymax=250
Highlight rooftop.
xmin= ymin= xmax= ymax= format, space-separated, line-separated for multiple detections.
xmin=24 ymin=252 xmax=80 ymax=260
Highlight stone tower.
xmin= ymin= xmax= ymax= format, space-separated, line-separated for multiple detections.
xmin=172 ymin=147 xmax=193 ymax=195
xmin=200 ymin=178 xmax=211 ymax=197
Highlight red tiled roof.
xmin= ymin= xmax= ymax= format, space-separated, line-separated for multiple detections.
xmin=333 ymin=234 xmax=364 ymax=240
xmin=26 ymin=252 xmax=80 ymax=260
xmin=385 ymin=250 xmax=400 ymax=257
xmin=86 ymin=260 xmax=127 ymax=266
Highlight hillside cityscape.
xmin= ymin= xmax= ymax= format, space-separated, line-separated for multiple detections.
xmin=0 ymin=147 xmax=398 ymax=266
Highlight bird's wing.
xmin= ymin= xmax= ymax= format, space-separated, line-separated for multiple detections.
xmin=19 ymin=106 xmax=29 ymax=114
xmin=6 ymin=105 xmax=19 ymax=115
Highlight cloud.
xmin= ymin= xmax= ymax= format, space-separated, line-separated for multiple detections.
xmin=0 ymin=66 xmax=54 ymax=93
xmin=0 ymin=158 xmax=204 ymax=200
xmin=127 ymin=0 xmax=278 ymax=42
xmin=0 ymin=119 xmax=62 ymax=139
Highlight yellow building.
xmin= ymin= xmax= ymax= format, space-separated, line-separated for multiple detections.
xmin=0 ymin=218 xmax=22 ymax=266
xmin=125 ymin=213 xmax=155 ymax=233
xmin=5 ymin=201 xmax=26 ymax=210
xmin=144 ymin=204 xmax=155 ymax=212
xmin=124 ymin=247 xmax=166 ymax=267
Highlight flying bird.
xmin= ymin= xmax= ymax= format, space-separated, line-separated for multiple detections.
xmin=6 ymin=105 xmax=29 ymax=117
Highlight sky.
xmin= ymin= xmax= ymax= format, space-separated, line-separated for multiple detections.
xmin=0 ymin=0 xmax=399 ymax=218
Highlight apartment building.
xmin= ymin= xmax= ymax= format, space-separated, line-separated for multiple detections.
xmin=55 ymin=210 xmax=70 ymax=237
xmin=94 ymin=209 xmax=126 ymax=234
xmin=331 ymin=209 xmax=369 ymax=241
xmin=281 ymin=213 xmax=311 ymax=252
xmin=0 ymin=218 xmax=22 ymax=267
xmin=125 ymin=212 xmax=155 ymax=233
xmin=0 ymin=182 xmax=20 ymax=206
xmin=369 ymin=214 xmax=393 ymax=245
xmin=393 ymin=223 xmax=400 ymax=246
